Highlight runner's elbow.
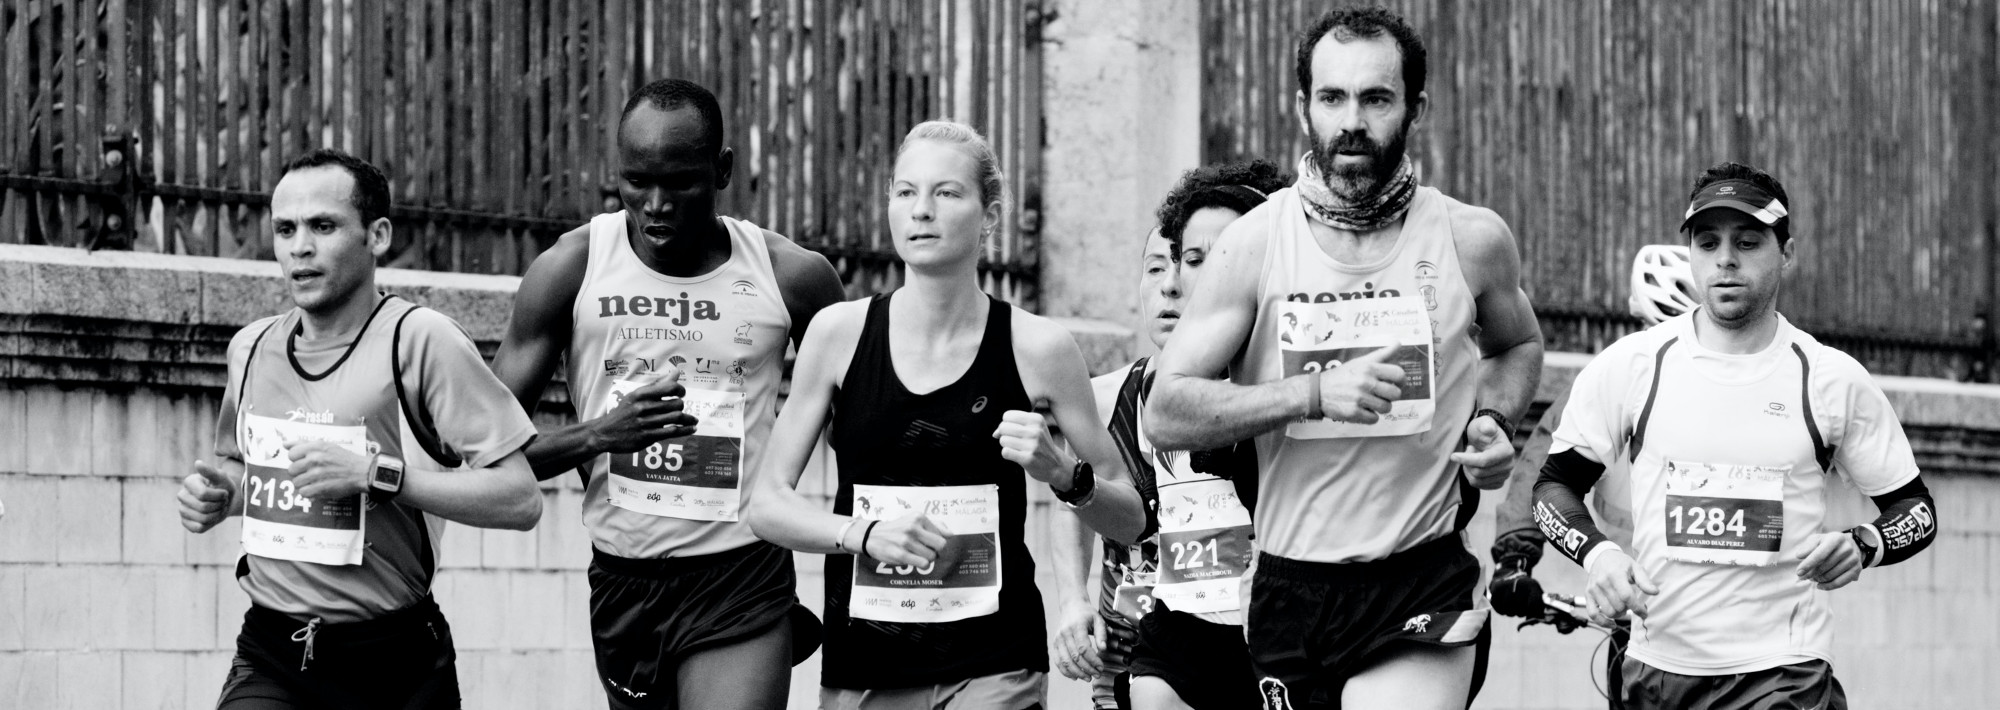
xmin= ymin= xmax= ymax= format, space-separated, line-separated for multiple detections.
xmin=1140 ymin=389 xmax=1195 ymax=450
xmin=744 ymin=496 xmax=786 ymax=546
xmin=496 ymin=485 xmax=544 ymax=531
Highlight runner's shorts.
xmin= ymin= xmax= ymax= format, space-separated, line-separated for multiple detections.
xmin=1129 ymin=605 xmax=1259 ymax=710
xmin=1246 ymin=535 xmax=1488 ymax=709
xmin=588 ymin=541 xmax=818 ymax=708
xmin=217 ymin=596 xmax=459 ymax=710
xmin=819 ymin=668 xmax=1046 ymax=710
xmin=1621 ymin=658 xmax=1846 ymax=710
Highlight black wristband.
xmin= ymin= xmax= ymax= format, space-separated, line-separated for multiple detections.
xmin=1473 ymin=407 xmax=1514 ymax=438
xmin=859 ymin=520 xmax=879 ymax=557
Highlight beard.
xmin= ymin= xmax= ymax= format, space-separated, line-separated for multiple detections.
xmin=1310 ymin=121 xmax=1411 ymax=202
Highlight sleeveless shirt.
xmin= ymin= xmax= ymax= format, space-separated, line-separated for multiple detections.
xmin=1237 ymin=185 xmax=1481 ymax=563
xmin=220 ymin=295 xmax=535 ymax=622
xmin=565 ymin=212 xmax=792 ymax=558
xmin=820 ymin=292 xmax=1047 ymax=689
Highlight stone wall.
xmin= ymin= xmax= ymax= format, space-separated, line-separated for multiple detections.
xmin=4 ymin=245 xmax=1998 ymax=709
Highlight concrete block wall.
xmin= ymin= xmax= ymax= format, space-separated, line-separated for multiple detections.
xmin=6 ymin=244 xmax=2000 ymax=708
xmin=0 ymin=380 xmax=610 ymax=708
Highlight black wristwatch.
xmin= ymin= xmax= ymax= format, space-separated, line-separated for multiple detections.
xmin=369 ymin=454 xmax=405 ymax=503
xmin=1472 ymin=408 xmax=1514 ymax=438
xmin=1053 ymin=460 xmax=1096 ymax=505
xmin=1848 ymin=526 xmax=1879 ymax=568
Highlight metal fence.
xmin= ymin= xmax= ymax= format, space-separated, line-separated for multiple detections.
xmin=1201 ymin=0 xmax=1998 ymax=380
xmin=0 ymin=0 xmax=1044 ymax=306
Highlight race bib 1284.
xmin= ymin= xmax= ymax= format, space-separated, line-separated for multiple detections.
xmin=1660 ymin=460 xmax=1788 ymax=566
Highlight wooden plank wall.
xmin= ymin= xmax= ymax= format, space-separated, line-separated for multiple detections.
xmin=1201 ymin=0 xmax=1997 ymax=379
xmin=0 ymin=0 xmax=1041 ymax=306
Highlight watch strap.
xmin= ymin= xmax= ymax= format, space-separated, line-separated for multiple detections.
xmin=1053 ymin=460 xmax=1096 ymax=504
xmin=1473 ymin=407 xmax=1514 ymax=439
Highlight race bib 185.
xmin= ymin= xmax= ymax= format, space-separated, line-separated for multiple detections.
xmin=605 ymin=380 xmax=746 ymax=521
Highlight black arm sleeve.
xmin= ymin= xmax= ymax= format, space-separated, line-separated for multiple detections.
xmin=1532 ymin=448 xmax=1611 ymax=567
xmin=1862 ymin=476 xmax=1937 ymax=568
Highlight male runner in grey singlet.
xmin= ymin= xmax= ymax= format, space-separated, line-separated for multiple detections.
xmin=178 ymin=149 xmax=543 ymax=709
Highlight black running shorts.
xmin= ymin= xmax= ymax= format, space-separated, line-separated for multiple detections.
xmin=1621 ymin=658 xmax=1846 ymax=710
xmin=217 ymin=597 xmax=460 ymax=710
xmin=1246 ymin=535 xmax=1488 ymax=710
xmin=1128 ymin=605 xmax=1259 ymax=710
xmin=588 ymin=541 xmax=817 ymax=709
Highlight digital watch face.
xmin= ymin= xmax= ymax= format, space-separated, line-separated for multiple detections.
xmin=375 ymin=464 xmax=401 ymax=489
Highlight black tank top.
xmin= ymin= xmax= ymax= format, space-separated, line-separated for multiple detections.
xmin=822 ymin=291 xmax=1047 ymax=689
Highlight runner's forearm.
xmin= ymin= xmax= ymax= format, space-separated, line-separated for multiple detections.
xmin=522 ymin=422 xmax=607 ymax=481
xmin=745 ymin=485 xmax=855 ymax=556
xmin=1145 ymin=373 xmax=1311 ymax=452
xmin=1477 ymin=337 xmax=1543 ymax=432
xmin=400 ymin=449 xmax=542 ymax=530
xmin=1050 ymin=508 xmax=1096 ymax=604
xmin=1069 ymin=479 xmax=1148 ymax=546
xmin=1533 ymin=448 xmax=1610 ymax=566
xmin=1859 ymin=477 xmax=1938 ymax=568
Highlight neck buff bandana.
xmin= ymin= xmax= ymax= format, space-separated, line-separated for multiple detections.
xmin=1294 ymin=151 xmax=1418 ymax=233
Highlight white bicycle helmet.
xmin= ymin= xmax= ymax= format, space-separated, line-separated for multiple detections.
xmin=1627 ymin=244 xmax=1697 ymax=326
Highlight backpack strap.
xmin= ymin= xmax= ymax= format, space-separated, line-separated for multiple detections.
xmin=1627 ymin=336 xmax=1679 ymax=463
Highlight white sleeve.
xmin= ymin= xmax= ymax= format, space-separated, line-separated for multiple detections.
xmin=1549 ymin=342 xmax=1639 ymax=466
xmin=1817 ymin=354 xmax=1920 ymax=496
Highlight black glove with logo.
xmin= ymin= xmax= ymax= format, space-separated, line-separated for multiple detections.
xmin=1488 ymin=528 xmax=1547 ymax=618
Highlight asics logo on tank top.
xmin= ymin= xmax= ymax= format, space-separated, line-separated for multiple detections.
xmin=971 ymin=396 xmax=989 ymax=413
xmin=594 ymin=292 xmax=721 ymax=326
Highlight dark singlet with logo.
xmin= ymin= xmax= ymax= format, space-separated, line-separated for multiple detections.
xmin=822 ymin=292 xmax=1046 ymax=689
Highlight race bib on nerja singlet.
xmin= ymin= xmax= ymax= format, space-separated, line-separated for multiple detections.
xmin=849 ymin=484 xmax=1002 ymax=623
xmin=238 ymin=412 xmax=369 ymax=566
xmin=605 ymin=380 xmax=746 ymax=521
xmin=1278 ymin=296 xmax=1435 ymax=439
xmin=1660 ymin=460 xmax=1788 ymax=566
xmin=1153 ymin=478 xmax=1254 ymax=614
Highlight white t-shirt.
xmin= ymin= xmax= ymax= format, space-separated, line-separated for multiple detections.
xmin=1551 ymin=311 xmax=1919 ymax=675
